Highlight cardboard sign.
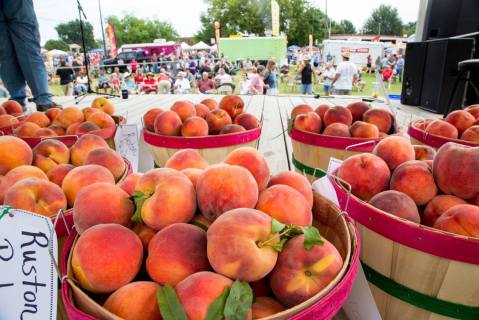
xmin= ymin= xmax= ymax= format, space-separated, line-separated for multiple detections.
xmin=114 ymin=124 xmax=139 ymax=172
xmin=0 ymin=207 xmax=58 ymax=320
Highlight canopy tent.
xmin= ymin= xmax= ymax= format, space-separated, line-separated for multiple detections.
xmin=181 ymin=42 xmax=192 ymax=51
xmin=191 ymin=41 xmax=211 ymax=50
xmin=48 ymin=49 xmax=68 ymax=56
xmin=288 ymin=45 xmax=300 ymax=50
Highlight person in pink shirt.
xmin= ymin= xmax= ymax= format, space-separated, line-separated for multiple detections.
xmin=248 ymin=65 xmax=265 ymax=95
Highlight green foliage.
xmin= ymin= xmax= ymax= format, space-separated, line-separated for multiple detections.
xmin=403 ymin=21 xmax=416 ymax=36
xmin=55 ymin=20 xmax=96 ymax=51
xmin=223 ymin=281 xmax=254 ymax=320
xmin=156 ymin=285 xmax=188 ymax=320
xmin=363 ymin=5 xmax=404 ymax=35
xmin=205 ymin=288 xmax=230 ymax=320
xmin=44 ymin=39 xmax=69 ymax=51
xmin=331 ymin=20 xmax=357 ymax=34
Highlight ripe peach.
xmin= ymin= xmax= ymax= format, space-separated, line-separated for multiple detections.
xmin=65 ymin=122 xmax=81 ymax=135
xmin=147 ymin=223 xmax=210 ymax=285
xmin=233 ymin=113 xmax=259 ymax=131
xmin=0 ymin=114 xmax=19 ymax=127
xmin=220 ymin=124 xmax=246 ymax=134
xmin=73 ymin=183 xmax=134 ymax=233
xmin=270 ymin=235 xmax=343 ymax=307
xmin=207 ymin=208 xmax=278 ymax=281
xmin=132 ymin=223 xmax=157 ymax=251
xmin=0 ymin=106 xmax=5 ymax=115
xmin=34 ymin=128 xmax=57 ymax=137
xmin=103 ymin=281 xmax=161 ymax=320
xmin=0 ymin=165 xmax=48 ymax=203
xmin=414 ymin=119 xmax=433 ymax=131
xmin=445 ymin=110 xmax=475 ymax=135
xmin=350 ymin=121 xmax=379 ymax=138
xmin=76 ymin=122 xmax=100 ymax=135
xmin=0 ymin=136 xmax=33 ymax=175
xmin=219 ymin=95 xmax=245 ymax=119
xmin=369 ymin=190 xmax=420 ymax=223
xmin=47 ymin=163 xmax=75 ymax=187
xmin=291 ymin=104 xmax=313 ymax=118
xmin=269 ymin=171 xmax=313 ymax=208
xmin=205 ymin=109 xmax=232 ymax=135
xmin=414 ymin=145 xmax=436 ymax=161
xmin=224 ymin=147 xmax=270 ymax=191
xmin=461 ymin=125 xmax=479 ymax=143
xmin=82 ymin=107 xmax=101 ymax=120
xmin=294 ymin=111 xmax=321 ymax=133
xmin=143 ymin=108 xmax=164 ymax=132
xmin=72 ymin=224 xmax=143 ymax=294
xmin=181 ymin=168 xmax=202 ymax=189
xmin=373 ymin=136 xmax=415 ymax=171
xmin=324 ymin=106 xmax=353 ymax=127
xmin=194 ymin=103 xmax=210 ymax=118
xmin=70 ymin=133 xmax=109 ymax=166
xmin=171 ymin=100 xmax=196 ymax=121
xmin=423 ymin=195 xmax=467 ymax=227
xmin=54 ymin=107 xmax=84 ymax=129
xmin=48 ymin=125 xmax=66 ymax=136
xmin=197 ymin=164 xmax=258 ymax=221
xmin=44 ymin=107 xmax=61 ymax=122
xmin=2 ymin=100 xmax=23 ymax=115
xmin=91 ymin=97 xmax=115 ymax=115
xmin=13 ymin=122 xmax=40 ymax=137
xmin=425 ymin=120 xmax=458 ymax=139
xmin=4 ymin=178 xmax=67 ymax=217
xmin=25 ymin=111 xmax=51 ymax=127
xmin=118 ymin=172 xmax=143 ymax=196
xmin=252 ymin=297 xmax=286 ymax=319
xmin=62 ymin=164 xmax=115 ymax=207
xmin=164 ymin=149 xmax=208 ymax=170
xmin=84 ymin=147 xmax=126 ymax=181
xmin=153 ymin=110 xmax=182 ymax=136
xmin=200 ymin=98 xmax=218 ymax=110
xmin=87 ymin=111 xmax=115 ymax=129
xmin=346 ymin=101 xmax=370 ymax=122
xmin=363 ymin=109 xmax=393 ymax=133
xmin=466 ymin=105 xmax=479 ymax=119
xmin=32 ymin=139 xmax=70 ymax=173
xmin=434 ymin=204 xmax=479 ymax=237
xmin=323 ymin=123 xmax=351 ymax=137
xmin=337 ymin=153 xmax=390 ymax=201
xmin=181 ymin=116 xmax=209 ymax=137
xmin=314 ymin=104 xmax=330 ymax=120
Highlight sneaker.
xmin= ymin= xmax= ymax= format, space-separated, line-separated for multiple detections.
xmin=36 ymin=102 xmax=62 ymax=112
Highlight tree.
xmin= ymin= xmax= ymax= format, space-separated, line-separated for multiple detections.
xmin=331 ymin=20 xmax=356 ymax=34
xmin=55 ymin=20 xmax=96 ymax=51
xmin=363 ymin=5 xmax=403 ymax=35
xmin=403 ymin=21 xmax=416 ymax=36
xmin=44 ymin=39 xmax=69 ymax=51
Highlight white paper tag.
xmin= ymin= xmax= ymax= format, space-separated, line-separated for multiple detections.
xmin=114 ymin=124 xmax=139 ymax=172
xmin=0 ymin=207 xmax=58 ymax=320
xmin=327 ymin=157 xmax=343 ymax=174
xmin=312 ymin=157 xmax=343 ymax=206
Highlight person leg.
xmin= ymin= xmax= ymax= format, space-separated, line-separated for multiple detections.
xmin=306 ymin=84 xmax=313 ymax=95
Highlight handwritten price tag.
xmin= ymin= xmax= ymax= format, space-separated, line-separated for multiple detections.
xmin=114 ymin=124 xmax=139 ymax=172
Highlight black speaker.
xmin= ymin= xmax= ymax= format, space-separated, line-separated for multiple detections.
xmin=420 ymin=38 xmax=475 ymax=114
xmin=401 ymin=42 xmax=428 ymax=106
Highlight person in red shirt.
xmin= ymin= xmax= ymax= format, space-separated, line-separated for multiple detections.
xmin=382 ymin=65 xmax=394 ymax=89
xmin=157 ymin=68 xmax=172 ymax=94
xmin=197 ymin=72 xmax=215 ymax=94
xmin=134 ymin=69 xmax=145 ymax=92
xmin=142 ymin=72 xmax=158 ymax=94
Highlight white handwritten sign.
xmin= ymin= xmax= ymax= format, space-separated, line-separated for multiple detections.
xmin=0 ymin=207 xmax=58 ymax=320
xmin=114 ymin=124 xmax=139 ymax=172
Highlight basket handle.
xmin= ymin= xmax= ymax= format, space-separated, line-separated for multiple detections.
xmin=50 ymin=209 xmax=72 ymax=282
xmin=344 ymin=140 xmax=377 ymax=153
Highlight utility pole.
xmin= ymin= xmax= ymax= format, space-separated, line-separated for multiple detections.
xmin=98 ymin=0 xmax=107 ymax=57
xmin=378 ymin=21 xmax=382 ymax=36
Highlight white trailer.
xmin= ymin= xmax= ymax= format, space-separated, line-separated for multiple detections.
xmin=322 ymin=40 xmax=385 ymax=67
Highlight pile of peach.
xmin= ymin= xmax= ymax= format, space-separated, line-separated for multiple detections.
xmin=336 ymin=135 xmax=479 ymax=237
xmin=143 ymin=95 xmax=260 ymax=136
xmin=292 ymin=101 xmax=396 ymax=138
xmin=413 ymin=105 xmax=479 ymax=143
xmin=0 ymin=97 xmax=117 ymax=138
xmin=68 ymin=147 xmax=344 ymax=320
xmin=0 ymin=133 xmax=128 ymax=217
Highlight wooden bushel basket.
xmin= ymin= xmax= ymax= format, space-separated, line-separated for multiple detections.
xmin=60 ymin=192 xmax=360 ymax=320
xmin=143 ymin=127 xmax=261 ymax=167
xmin=408 ymin=120 xmax=479 ymax=149
xmin=331 ymin=175 xmax=479 ymax=320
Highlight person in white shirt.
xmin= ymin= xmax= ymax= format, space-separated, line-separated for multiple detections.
xmin=214 ymin=68 xmax=232 ymax=84
xmin=174 ymin=72 xmax=191 ymax=94
xmin=73 ymin=71 xmax=88 ymax=96
xmin=321 ymin=63 xmax=335 ymax=95
xmin=331 ymin=52 xmax=358 ymax=95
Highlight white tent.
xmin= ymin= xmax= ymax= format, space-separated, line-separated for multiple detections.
xmin=191 ymin=41 xmax=211 ymax=50
xmin=181 ymin=42 xmax=192 ymax=51
xmin=48 ymin=49 xmax=68 ymax=56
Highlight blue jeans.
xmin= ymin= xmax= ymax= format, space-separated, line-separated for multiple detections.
xmin=397 ymin=67 xmax=403 ymax=82
xmin=0 ymin=0 xmax=52 ymax=106
xmin=301 ymin=83 xmax=312 ymax=95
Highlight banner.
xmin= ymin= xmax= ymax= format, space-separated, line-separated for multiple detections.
xmin=106 ymin=22 xmax=118 ymax=57
xmin=271 ymin=0 xmax=280 ymax=36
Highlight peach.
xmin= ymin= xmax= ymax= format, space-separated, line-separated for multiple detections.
xmin=13 ymin=122 xmax=40 ymax=137
xmin=72 ymin=224 xmax=143 ymax=294
xmin=414 ymin=145 xmax=436 ymax=161
xmin=32 ymin=139 xmax=70 ymax=173
xmin=390 ymin=160 xmax=437 ymax=206
xmin=0 ymin=114 xmax=19 ymax=127
xmin=324 ymin=106 xmax=353 ymax=127
xmin=73 ymin=183 xmax=134 ymax=233
xmin=84 ymin=147 xmax=126 ymax=181
xmin=200 ymin=98 xmax=218 ymax=110
xmin=65 ymin=122 xmax=81 ymax=135
xmin=103 ymin=281 xmax=161 ymax=320
xmin=62 ymin=164 xmax=115 ymax=207
xmin=154 ymin=110 xmax=182 ymax=136
xmin=197 ymin=164 xmax=258 ymax=221
xmin=294 ymin=111 xmax=321 ymax=133
xmin=87 ymin=111 xmax=115 ymax=129
xmin=147 ymin=223 xmax=210 ymax=285
xmin=256 ymin=185 xmax=312 ymax=226
xmin=466 ymin=105 xmax=479 ymax=119
xmin=219 ymin=95 xmax=245 ymax=119
xmin=132 ymin=223 xmax=157 ymax=251
xmin=433 ymin=142 xmax=479 ymax=199
xmin=143 ymin=108 xmax=164 ymax=132
xmin=347 ymin=101 xmax=370 ymax=122
xmin=314 ymin=104 xmax=330 ymax=120
xmin=363 ymin=109 xmax=393 ymax=133
xmin=4 ymin=178 xmax=66 ymax=217
xmin=180 ymin=167 xmax=202 ymax=188
xmin=373 ymin=136 xmax=415 ymax=171
xmin=323 ymin=123 xmax=351 ymax=137
xmin=434 ymin=204 xmax=479 ymax=237
xmin=48 ymin=125 xmax=66 ymax=136
xmin=176 ymin=272 xmax=234 ymax=320
xmin=91 ymin=97 xmax=115 ymax=115
xmin=224 ymin=147 xmax=270 ymax=191
xmin=205 ymin=109 xmax=232 ymax=135
xmin=82 ymin=107 xmax=101 ymax=120
xmin=269 ymin=171 xmax=313 ymax=208
xmin=350 ymin=121 xmax=379 ymax=138
xmin=423 ymin=195 xmax=467 ymax=227
xmin=70 ymin=133 xmax=109 ymax=166
xmin=414 ymin=119 xmax=433 ymax=131
xmin=337 ymin=153 xmax=390 ymax=201
xmin=181 ymin=116 xmax=209 ymax=137
xmin=190 ymin=214 xmax=211 ymax=230
xmin=0 ymin=106 xmax=5 ymax=115
xmin=291 ymin=104 xmax=313 ymax=118
xmin=45 ymin=107 xmax=61 ymax=121
xmin=207 ymin=208 xmax=278 ymax=281
xmin=2 ymin=100 xmax=23 ymax=115
xmin=164 ymin=149 xmax=208 ymax=170
xmin=118 ymin=172 xmax=143 ymax=196
xmin=475 ymin=118 xmax=479 ymax=126
xmin=445 ymin=110 xmax=475 ymax=135
xmin=252 ymin=297 xmax=286 ymax=319
xmin=0 ymin=165 xmax=48 ymax=203
xmin=369 ymin=190 xmax=420 ymax=223
xmin=171 ymin=100 xmax=196 ymax=121
xmin=134 ymin=168 xmax=196 ymax=230
xmin=25 ymin=112 xmax=50 ymax=127
xmin=461 ymin=125 xmax=479 ymax=143
xmin=34 ymin=128 xmax=57 ymax=137
xmin=76 ymin=122 xmax=100 ymax=135
xmin=54 ymin=107 xmax=84 ymax=129
xmin=425 ymin=120 xmax=458 ymax=139
xmin=0 ymin=136 xmax=33 ymax=175
xmin=47 ymin=163 xmax=75 ymax=187
xmin=220 ymin=124 xmax=246 ymax=134
xmin=194 ymin=103 xmax=210 ymax=119
xmin=270 ymin=235 xmax=343 ymax=307
xmin=233 ymin=113 xmax=260 ymax=130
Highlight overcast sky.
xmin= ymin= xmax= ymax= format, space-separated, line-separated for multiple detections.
xmin=34 ymin=0 xmax=420 ymax=45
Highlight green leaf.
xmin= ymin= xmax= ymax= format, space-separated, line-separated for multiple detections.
xmin=205 ymin=287 xmax=230 ymax=320
xmin=190 ymin=220 xmax=208 ymax=231
xmin=156 ymin=285 xmax=188 ymax=320
xmin=271 ymin=218 xmax=285 ymax=234
xmin=271 ymin=238 xmax=288 ymax=252
xmin=288 ymin=116 xmax=297 ymax=135
xmin=224 ymin=281 xmax=253 ymax=320
xmin=131 ymin=191 xmax=149 ymax=223
xmin=301 ymin=226 xmax=324 ymax=250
